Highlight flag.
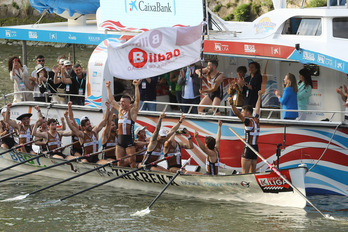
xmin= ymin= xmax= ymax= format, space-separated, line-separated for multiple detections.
xmin=106 ymin=23 xmax=202 ymax=80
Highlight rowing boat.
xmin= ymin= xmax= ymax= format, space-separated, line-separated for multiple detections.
xmin=0 ymin=147 xmax=307 ymax=208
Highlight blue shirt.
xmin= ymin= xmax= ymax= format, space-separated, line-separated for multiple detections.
xmin=279 ymin=87 xmax=298 ymax=119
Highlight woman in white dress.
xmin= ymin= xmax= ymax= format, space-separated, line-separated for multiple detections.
xmin=8 ymin=56 xmax=34 ymax=102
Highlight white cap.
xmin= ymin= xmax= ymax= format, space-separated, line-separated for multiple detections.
xmin=135 ymin=126 xmax=146 ymax=135
xmin=64 ymin=60 xmax=72 ymax=66
xmin=80 ymin=115 xmax=89 ymax=122
xmin=159 ymin=128 xmax=167 ymax=137
xmin=1 ymin=107 xmax=6 ymax=114
xmin=59 ymin=59 xmax=65 ymax=65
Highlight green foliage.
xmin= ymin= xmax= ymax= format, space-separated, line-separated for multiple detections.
xmin=308 ymin=0 xmax=327 ymax=7
xmin=12 ymin=1 xmax=19 ymax=9
xmin=262 ymin=0 xmax=274 ymax=10
xmin=251 ymin=2 xmax=262 ymax=16
xmin=223 ymin=14 xmax=234 ymax=21
xmin=226 ymin=2 xmax=232 ymax=8
xmin=234 ymin=3 xmax=251 ymax=22
xmin=213 ymin=3 xmax=223 ymax=12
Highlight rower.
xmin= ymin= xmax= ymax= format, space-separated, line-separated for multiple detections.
xmin=106 ymin=79 xmax=141 ymax=168
xmin=140 ymin=112 xmax=184 ymax=172
xmin=0 ymin=107 xmax=17 ymax=149
xmin=32 ymin=117 xmax=73 ymax=159
xmin=194 ymin=120 xmax=222 ymax=175
xmin=99 ymin=106 xmax=118 ymax=165
xmin=163 ymin=128 xmax=200 ymax=174
xmin=67 ymin=101 xmax=83 ymax=157
xmin=228 ymin=90 xmax=262 ymax=174
xmin=5 ymin=103 xmax=37 ymax=154
xmin=64 ymin=102 xmax=108 ymax=163
xmin=134 ymin=126 xmax=149 ymax=165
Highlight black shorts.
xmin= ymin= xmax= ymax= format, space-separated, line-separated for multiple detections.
xmin=86 ymin=155 xmax=99 ymax=163
xmin=24 ymin=145 xmax=33 ymax=153
xmin=1 ymin=138 xmax=17 ymax=149
xmin=51 ymin=152 xmax=67 ymax=159
xmin=242 ymin=145 xmax=258 ymax=160
xmin=117 ymin=135 xmax=134 ymax=148
xmin=71 ymin=147 xmax=83 ymax=156
xmin=208 ymin=89 xmax=223 ymax=101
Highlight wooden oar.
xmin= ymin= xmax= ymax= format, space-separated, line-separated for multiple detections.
xmin=133 ymin=155 xmax=194 ymax=216
xmin=228 ymin=127 xmax=332 ymax=219
xmin=0 ymin=141 xmax=79 ymax=173
xmin=59 ymin=155 xmax=175 ymax=202
xmin=0 ymin=139 xmax=39 ymax=156
xmin=0 ymin=131 xmax=15 ymax=140
xmin=0 ymin=149 xmax=146 ymax=202
xmin=0 ymin=147 xmax=115 ymax=184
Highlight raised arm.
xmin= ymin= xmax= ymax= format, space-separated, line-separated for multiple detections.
xmin=64 ymin=111 xmax=83 ymax=138
xmin=34 ymin=105 xmax=43 ymax=119
xmin=32 ymin=118 xmax=48 ymax=140
xmin=57 ymin=117 xmax=66 ymax=131
xmin=5 ymin=103 xmax=19 ymax=130
xmin=179 ymin=128 xmax=193 ymax=149
xmin=106 ymin=81 xmax=120 ymax=111
xmin=194 ymin=131 xmax=209 ymax=153
xmin=67 ymin=101 xmax=79 ymax=129
xmin=215 ymin=120 xmax=222 ymax=150
xmin=53 ymin=65 xmax=62 ymax=85
xmin=166 ymin=114 xmax=185 ymax=139
xmin=130 ymin=79 xmax=140 ymax=120
xmin=228 ymin=97 xmax=245 ymax=122
xmin=151 ymin=111 xmax=165 ymax=142
xmin=254 ymin=90 xmax=262 ymax=116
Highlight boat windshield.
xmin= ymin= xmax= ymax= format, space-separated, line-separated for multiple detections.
xmin=282 ymin=17 xmax=322 ymax=36
xmin=333 ymin=17 xmax=348 ymax=39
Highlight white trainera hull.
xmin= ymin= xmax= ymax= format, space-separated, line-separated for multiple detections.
xmin=0 ymin=148 xmax=307 ymax=208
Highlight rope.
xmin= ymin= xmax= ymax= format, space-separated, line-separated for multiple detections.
xmin=32 ymin=0 xmax=58 ymax=26
xmin=308 ymin=123 xmax=342 ymax=172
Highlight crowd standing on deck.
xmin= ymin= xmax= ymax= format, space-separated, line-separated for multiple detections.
xmin=4 ymin=53 xmax=341 ymax=175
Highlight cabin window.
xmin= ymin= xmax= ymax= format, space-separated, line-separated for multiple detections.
xmin=333 ymin=18 xmax=348 ymax=39
xmin=282 ymin=18 xmax=322 ymax=36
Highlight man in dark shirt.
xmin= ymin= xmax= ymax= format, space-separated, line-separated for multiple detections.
xmin=139 ymin=76 xmax=158 ymax=111
xmin=69 ymin=64 xmax=86 ymax=105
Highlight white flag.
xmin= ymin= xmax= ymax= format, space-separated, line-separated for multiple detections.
xmin=106 ymin=23 xmax=202 ymax=80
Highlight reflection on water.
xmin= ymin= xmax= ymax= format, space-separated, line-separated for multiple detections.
xmin=0 ymin=171 xmax=347 ymax=232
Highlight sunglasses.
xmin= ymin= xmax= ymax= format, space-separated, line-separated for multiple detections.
xmin=37 ymin=59 xmax=45 ymax=62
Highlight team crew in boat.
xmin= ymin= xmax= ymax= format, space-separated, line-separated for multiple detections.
xmin=194 ymin=121 xmax=222 ymax=175
xmin=106 ymin=79 xmax=141 ymax=168
xmin=229 ymin=90 xmax=262 ymax=174
xmin=0 ymin=107 xmax=17 ymax=149
xmin=134 ymin=126 xmax=149 ymax=164
xmin=32 ymin=117 xmax=73 ymax=159
xmin=4 ymin=103 xmax=42 ymax=154
xmin=64 ymin=102 xmax=109 ymax=163
xmin=141 ymin=111 xmax=185 ymax=172
xmin=196 ymin=60 xmax=224 ymax=114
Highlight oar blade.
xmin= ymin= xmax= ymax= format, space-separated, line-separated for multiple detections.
xmin=131 ymin=207 xmax=151 ymax=217
xmin=0 ymin=193 xmax=29 ymax=202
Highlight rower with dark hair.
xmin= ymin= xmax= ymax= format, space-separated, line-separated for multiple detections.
xmin=134 ymin=126 xmax=149 ymax=165
xmin=32 ymin=117 xmax=73 ymax=159
xmin=106 ymin=79 xmax=141 ymax=168
xmin=194 ymin=121 xmax=222 ymax=175
xmin=4 ymin=103 xmax=40 ymax=154
xmin=64 ymin=102 xmax=108 ymax=163
xmin=228 ymin=90 xmax=262 ymax=174
xmin=0 ymin=107 xmax=17 ymax=149
xmin=140 ymin=112 xmax=185 ymax=172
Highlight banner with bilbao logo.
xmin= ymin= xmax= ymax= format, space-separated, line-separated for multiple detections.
xmin=106 ymin=23 xmax=202 ymax=80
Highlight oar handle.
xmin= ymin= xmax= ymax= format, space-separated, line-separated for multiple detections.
xmin=0 ymin=131 xmax=15 ymax=140
xmin=45 ymin=141 xmax=79 ymax=155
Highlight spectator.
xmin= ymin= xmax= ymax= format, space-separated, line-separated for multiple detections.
xmin=139 ymin=76 xmax=158 ymax=111
xmin=31 ymin=55 xmax=51 ymax=78
xmin=297 ymin=68 xmax=313 ymax=120
xmin=336 ymin=84 xmax=348 ymax=123
xmin=178 ymin=64 xmax=201 ymax=114
xmin=63 ymin=64 xmax=86 ymax=105
xmin=33 ymin=64 xmax=49 ymax=102
xmin=228 ymin=66 xmax=247 ymax=115
xmin=196 ymin=60 xmax=224 ymax=114
xmin=170 ymin=69 xmax=183 ymax=111
xmin=242 ymin=62 xmax=262 ymax=107
xmin=161 ymin=72 xmax=179 ymax=110
xmin=54 ymin=60 xmax=73 ymax=103
xmin=274 ymin=73 xmax=298 ymax=119
xmin=8 ymin=56 xmax=34 ymax=102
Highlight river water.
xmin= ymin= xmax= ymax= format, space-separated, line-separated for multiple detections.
xmin=0 ymin=42 xmax=348 ymax=232
xmin=0 ymin=170 xmax=347 ymax=232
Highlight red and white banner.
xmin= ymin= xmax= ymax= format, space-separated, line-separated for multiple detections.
xmin=106 ymin=23 xmax=202 ymax=80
